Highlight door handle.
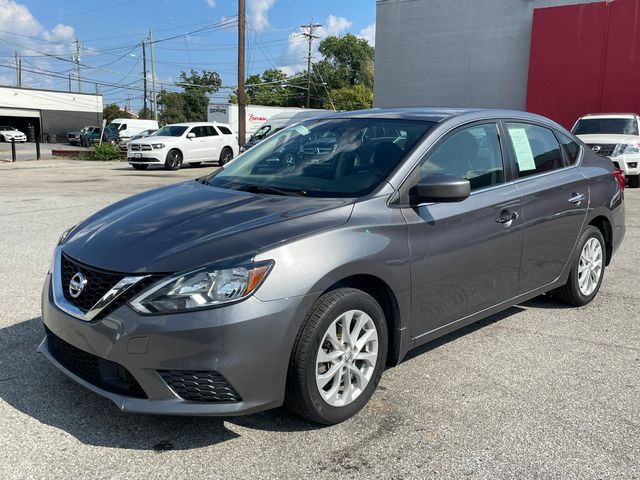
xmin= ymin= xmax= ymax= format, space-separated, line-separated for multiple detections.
xmin=568 ymin=193 xmax=585 ymax=204
xmin=495 ymin=211 xmax=517 ymax=226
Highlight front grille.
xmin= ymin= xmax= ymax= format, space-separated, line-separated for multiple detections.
xmin=61 ymin=254 xmax=124 ymax=312
xmin=45 ymin=327 xmax=146 ymax=398
xmin=141 ymin=145 xmax=152 ymax=151
xmin=159 ymin=370 xmax=241 ymax=403
xmin=302 ymin=146 xmax=335 ymax=155
xmin=130 ymin=144 xmax=140 ymax=151
xmin=130 ymin=144 xmax=152 ymax=151
xmin=588 ymin=143 xmax=617 ymax=157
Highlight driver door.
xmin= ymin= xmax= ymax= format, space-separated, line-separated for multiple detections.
xmin=400 ymin=122 xmax=523 ymax=337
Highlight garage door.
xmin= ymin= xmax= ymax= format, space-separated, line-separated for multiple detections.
xmin=0 ymin=108 xmax=40 ymax=118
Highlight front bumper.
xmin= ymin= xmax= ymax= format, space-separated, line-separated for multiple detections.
xmin=610 ymin=154 xmax=640 ymax=176
xmin=127 ymin=150 xmax=165 ymax=164
xmin=40 ymin=273 xmax=315 ymax=415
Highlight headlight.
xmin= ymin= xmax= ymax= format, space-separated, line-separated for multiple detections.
xmin=152 ymin=143 xmax=165 ymax=149
xmin=625 ymin=143 xmax=640 ymax=155
xmin=129 ymin=261 xmax=273 ymax=314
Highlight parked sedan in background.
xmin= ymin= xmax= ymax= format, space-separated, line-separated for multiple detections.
xmin=41 ymin=108 xmax=624 ymax=425
xmin=127 ymin=122 xmax=239 ymax=170
xmin=0 ymin=126 xmax=27 ymax=142
xmin=119 ymin=128 xmax=157 ymax=148
xmin=572 ymin=113 xmax=640 ymax=188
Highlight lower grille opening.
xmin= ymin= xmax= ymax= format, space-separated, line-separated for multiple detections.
xmin=159 ymin=370 xmax=241 ymax=403
xmin=45 ymin=327 xmax=147 ymax=398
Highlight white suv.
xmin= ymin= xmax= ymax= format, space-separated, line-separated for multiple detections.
xmin=127 ymin=122 xmax=239 ymax=171
xmin=572 ymin=113 xmax=640 ymax=188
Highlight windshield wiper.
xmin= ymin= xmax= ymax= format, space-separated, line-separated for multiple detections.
xmin=240 ymin=185 xmax=308 ymax=197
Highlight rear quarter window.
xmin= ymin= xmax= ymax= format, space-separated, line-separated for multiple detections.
xmin=218 ymin=126 xmax=233 ymax=135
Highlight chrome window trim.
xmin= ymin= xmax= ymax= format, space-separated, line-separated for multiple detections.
xmin=51 ymin=246 xmax=149 ymax=322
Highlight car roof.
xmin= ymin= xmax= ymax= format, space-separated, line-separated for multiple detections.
xmin=578 ymin=113 xmax=638 ymax=119
xmin=166 ymin=122 xmax=232 ymax=127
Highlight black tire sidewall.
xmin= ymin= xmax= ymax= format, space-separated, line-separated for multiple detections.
xmin=569 ymin=226 xmax=606 ymax=305
xmin=297 ymin=290 xmax=388 ymax=424
xmin=165 ymin=149 xmax=182 ymax=170
xmin=219 ymin=147 xmax=232 ymax=165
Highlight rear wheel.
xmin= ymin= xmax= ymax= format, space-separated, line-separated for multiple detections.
xmin=285 ymin=288 xmax=387 ymax=425
xmin=131 ymin=164 xmax=148 ymax=170
xmin=628 ymin=175 xmax=639 ymax=188
xmin=551 ymin=226 xmax=605 ymax=306
xmin=164 ymin=149 xmax=183 ymax=170
xmin=219 ymin=147 xmax=233 ymax=166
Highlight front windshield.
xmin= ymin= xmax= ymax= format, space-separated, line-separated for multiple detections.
xmin=155 ymin=125 xmax=188 ymax=137
xmin=573 ymin=118 xmax=639 ymax=136
xmin=205 ymin=118 xmax=435 ymax=198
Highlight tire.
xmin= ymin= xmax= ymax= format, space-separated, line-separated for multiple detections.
xmin=285 ymin=288 xmax=388 ymax=425
xmin=219 ymin=147 xmax=233 ymax=166
xmin=0 ymin=135 xmax=5 ymax=142
xmin=628 ymin=175 xmax=639 ymax=188
xmin=132 ymin=164 xmax=148 ymax=170
xmin=164 ymin=149 xmax=183 ymax=170
xmin=551 ymin=226 xmax=606 ymax=307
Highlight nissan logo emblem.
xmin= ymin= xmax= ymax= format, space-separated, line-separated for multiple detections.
xmin=591 ymin=145 xmax=601 ymax=153
xmin=69 ymin=272 xmax=87 ymax=298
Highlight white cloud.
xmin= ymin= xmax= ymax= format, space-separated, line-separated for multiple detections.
xmin=248 ymin=0 xmax=276 ymax=32
xmin=279 ymin=15 xmax=352 ymax=75
xmin=204 ymin=0 xmax=215 ymax=7
xmin=358 ymin=23 xmax=375 ymax=46
xmin=0 ymin=1 xmax=76 ymax=86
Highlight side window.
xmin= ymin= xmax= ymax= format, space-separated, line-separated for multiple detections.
xmin=557 ymin=132 xmax=581 ymax=166
xmin=218 ymin=126 xmax=232 ymax=135
xmin=419 ymin=123 xmax=505 ymax=191
xmin=190 ymin=127 xmax=203 ymax=137
xmin=506 ymin=123 xmax=564 ymax=177
xmin=206 ymin=126 xmax=219 ymax=136
xmin=119 ymin=124 xmax=127 ymax=131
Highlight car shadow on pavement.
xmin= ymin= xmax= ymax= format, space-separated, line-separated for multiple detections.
xmin=0 ymin=317 xmax=320 ymax=451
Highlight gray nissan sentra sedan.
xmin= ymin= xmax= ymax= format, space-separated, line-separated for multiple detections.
xmin=40 ymin=108 xmax=625 ymax=425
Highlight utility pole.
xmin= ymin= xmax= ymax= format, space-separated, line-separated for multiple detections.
xmin=237 ymin=0 xmax=246 ymax=146
xmin=299 ymin=20 xmax=321 ymax=108
xmin=15 ymin=51 xmax=21 ymax=87
xmin=68 ymin=73 xmax=72 ymax=92
xmin=74 ymin=39 xmax=82 ymax=92
xmin=142 ymin=41 xmax=148 ymax=115
xmin=149 ymin=30 xmax=158 ymax=121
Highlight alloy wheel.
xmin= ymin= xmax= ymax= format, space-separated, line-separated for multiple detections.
xmin=578 ymin=237 xmax=603 ymax=296
xmin=315 ymin=309 xmax=379 ymax=407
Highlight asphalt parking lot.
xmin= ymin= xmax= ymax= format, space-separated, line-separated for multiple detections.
xmin=0 ymin=159 xmax=638 ymax=479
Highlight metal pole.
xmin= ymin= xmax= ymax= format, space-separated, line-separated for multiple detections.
xmin=299 ymin=20 xmax=321 ymax=108
xmin=149 ymin=30 xmax=158 ymax=121
xmin=11 ymin=138 xmax=16 ymax=162
xmin=142 ymin=41 xmax=148 ymax=115
xmin=36 ymin=137 xmax=41 ymax=160
xmin=237 ymin=0 xmax=246 ymax=146
xmin=74 ymin=39 xmax=82 ymax=93
xmin=68 ymin=73 xmax=71 ymax=92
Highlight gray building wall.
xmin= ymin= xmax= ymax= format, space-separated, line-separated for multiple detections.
xmin=373 ymin=0 xmax=601 ymax=109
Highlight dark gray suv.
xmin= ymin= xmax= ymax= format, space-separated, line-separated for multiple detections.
xmin=40 ymin=108 xmax=625 ymax=424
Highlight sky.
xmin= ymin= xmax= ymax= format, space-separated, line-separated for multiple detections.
xmin=0 ymin=0 xmax=376 ymax=111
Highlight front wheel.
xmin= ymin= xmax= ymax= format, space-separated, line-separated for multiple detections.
xmin=164 ymin=149 xmax=183 ymax=170
xmin=628 ymin=175 xmax=639 ymax=188
xmin=551 ymin=226 xmax=606 ymax=306
xmin=219 ymin=147 xmax=233 ymax=166
xmin=285 ymin=288 xmax=388 ymax=425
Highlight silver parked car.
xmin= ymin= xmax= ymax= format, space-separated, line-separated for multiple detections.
xmin=40 ymin=108 xmax=625 ymax=424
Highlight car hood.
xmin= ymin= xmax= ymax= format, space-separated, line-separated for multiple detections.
xmin=62 ymin=181 xmax=354 ymax=273
xmin=577 ymin=134 xmax=640 ymax=144
xmin=132 ymin=135 xmax=178 ymax=145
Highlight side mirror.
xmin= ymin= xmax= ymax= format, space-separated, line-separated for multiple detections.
xmin=187 ymin=132 xmax=196 ymax=139
xmin=410 ymin=173 xmax=470 ymax=204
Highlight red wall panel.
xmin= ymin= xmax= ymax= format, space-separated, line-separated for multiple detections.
xmin=526 ymin=0 xmax=640 ymax=129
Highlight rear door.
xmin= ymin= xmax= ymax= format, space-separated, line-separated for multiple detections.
xmin=204 ymin=125 xmax=223 ymax=160
xmin=401 ymin=122 xmax=523 ymax=337
xmin=503 ymin=121 xmax=588 ymax=293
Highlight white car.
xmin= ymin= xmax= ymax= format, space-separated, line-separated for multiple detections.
xmin=127 ymin=122 xmax=239 ymax=171
xmin=572 ymin=113 xmax=640 ymax=188
xmin=0 ymin=126 xmax=27 ymax=142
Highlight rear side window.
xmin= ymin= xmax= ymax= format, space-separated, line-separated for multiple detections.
xmin=558 ymin=133 xmax=581 ymax=165
xmin=218 ymin=126 xmax=232 ymax=135
xmin=506 ymin=123 xmax=564 ymax=178
xmin=206 ymin=126 xmax=219 ymax=136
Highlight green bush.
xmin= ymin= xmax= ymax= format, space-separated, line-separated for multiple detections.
xmin=92 ymin=143 xmax=121 ymax=161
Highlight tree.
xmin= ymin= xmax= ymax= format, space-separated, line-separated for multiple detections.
xmin=178 ymin=69 xmax=222 ymax=121
xmin=326 ymin=84 xmax=373 ymax=111
xmin=103 ymin=103 xmax=131 ymax=122
xmin=137 ymin=106 xmax=154 ymax=120
xmin=316 ymin=34 xmax=375 ymax=89
xmin=157 ymin=91 xmax=186 ymax=124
